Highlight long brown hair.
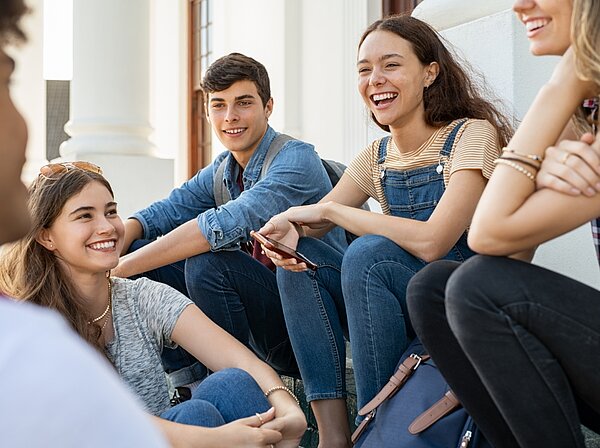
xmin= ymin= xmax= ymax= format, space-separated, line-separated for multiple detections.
xmin=572 ymin=0 xmax=600 ymax=135
xmin=359 ymin=15 xmax=513 ymax=147
xmin=0 ymin=169 xmax=114 ymax=355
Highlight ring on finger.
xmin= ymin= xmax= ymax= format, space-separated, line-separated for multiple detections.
xmin=255 ymin=412 xmax=264 ymax=426
xmin=560 ymin=152 xmax=571 ymax=164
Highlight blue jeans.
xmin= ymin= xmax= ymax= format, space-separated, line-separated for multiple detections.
xmin=342 ymin=234 xmax=428 ymax=411
xmin=130 ymin=240 xmax=298 ymax=381
xmin=161 ymin=368 xmax=270 ymax=426
xmin=279 ymin=235 xmax=468 ymax=414
xmin=276 ymin=238 xmax=346 ymax=402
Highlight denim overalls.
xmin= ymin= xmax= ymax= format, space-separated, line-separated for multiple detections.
xmin=377 ymin=119 xmax=475 ymax=262
xmin=277 ymin=120 xmax=478 ymax=413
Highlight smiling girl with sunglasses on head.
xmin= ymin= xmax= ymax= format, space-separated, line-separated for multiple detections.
xmin=406 ymin=1 xmax=600 ymax=447
xmin=0 ymin=164 xmax=306 ymax=448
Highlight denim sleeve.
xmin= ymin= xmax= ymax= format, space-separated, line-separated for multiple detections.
xmin=132 ymin=155 xmax=222 ymax=240
xmin=199 ymin=141 xmax=328 ymax=251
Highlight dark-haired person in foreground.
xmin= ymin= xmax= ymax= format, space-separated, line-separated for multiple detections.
xmin=115 ymin=52 xmax=346 ymax=385
xmin=0 ymin=1 xmax=167 ymax=446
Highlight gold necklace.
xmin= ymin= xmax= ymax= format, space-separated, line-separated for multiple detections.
xmin=89 ymin=278 xmax=112 ymax=326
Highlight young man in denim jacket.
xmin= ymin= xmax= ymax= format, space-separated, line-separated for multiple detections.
xmin=116 ymin=53 xmax=346 ymax=382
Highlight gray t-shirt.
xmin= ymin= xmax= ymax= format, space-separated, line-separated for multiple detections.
xmin=105 ymin=277 xmax=192 ymax=415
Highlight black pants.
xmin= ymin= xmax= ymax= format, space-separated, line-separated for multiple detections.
xmin=406 ymin=255 xmax=600 ymax=448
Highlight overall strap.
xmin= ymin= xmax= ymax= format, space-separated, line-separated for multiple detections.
xmin=440 ymin=119 xmax=468 ymax=158
xmin=377 ymin=136 xmax=391 ymax=164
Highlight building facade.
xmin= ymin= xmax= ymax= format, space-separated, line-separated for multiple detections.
xmin=13 ymin=0 xmax=599 ymax=287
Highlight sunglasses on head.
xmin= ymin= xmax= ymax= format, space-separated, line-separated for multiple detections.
xmin=39 ymin=161 xmax=103 ymax=179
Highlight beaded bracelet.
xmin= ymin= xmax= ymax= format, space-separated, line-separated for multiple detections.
xmin=265 ymin=385 xmax=300 ymax=406
xmin=502 ymin=147 xmax=544 ymax=163
xmin=494 ymin=158 xmax=536 ymax=182
xmin=498 ymin=156 xmax=541 ymax=171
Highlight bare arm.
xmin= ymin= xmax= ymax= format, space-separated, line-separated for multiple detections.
xmin=120 ymin=218 xmax=144 ymax=255
xmin=169 ymin=305 xmax=306 ymax=448
xmin=262 ymin=169 xmax=486 ymax=264
xmin=321 ymin=169 xmax=486 ymax=262
xmin=258 ymin=174 xmax=368 ymax=250
xmin=114 ymin=220 xmax=210 ymax=278
xmin=469 ymin=48 xmax=600 ymax=255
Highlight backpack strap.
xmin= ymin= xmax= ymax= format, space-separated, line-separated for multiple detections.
xmin=358 ymin=352 xmax=430 ymax=417
xmin=260 ymin=133 xmax=295 ymax=178
xmin=408 ymin=390 xmax=461 ymax=434
xmin=351 ymin=352 xmax=430 ymax=444
xmin=213 ymin=157 xmax=230 ymax=208
xmin=213 ymin=133 xmax=295 ymax=208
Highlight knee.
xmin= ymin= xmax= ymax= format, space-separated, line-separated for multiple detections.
xmin=185 ymin=250 xmax=220 ymax=274
xmin=194 ymin=368 xmax=258 ymax=399
xmin=445 ymin=255 xmax=508 ymax=324
xmin=164 ymin=399 xmax=224 ymax=427
xmin=341 ymin=234 xmax=393 ymax=273
xmin=406 ymin=260 xmax=462 ymax=326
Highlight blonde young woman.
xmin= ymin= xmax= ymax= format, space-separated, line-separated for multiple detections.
xmin=0 ymin=165 xmax=306 ymax=448
xmin=259 ymin=15 xmax=512 ymax=448
xmin=407 ymin=1 xmax=600 ymax=447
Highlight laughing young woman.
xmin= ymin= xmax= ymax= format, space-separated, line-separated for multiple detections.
xmin=258 ymin=15 xmax=512 ymax=448
xmin=0 ymin=165 xmax=306 ymax=448
xmin=407 ymin=1 xmax=600 ymax=447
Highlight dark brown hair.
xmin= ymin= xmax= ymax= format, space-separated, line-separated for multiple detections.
xmin=0 ymin=0 xmax=28 ymax=44
xmin=359 ymin=15 xmax=513 ymax=147
xmin=201 ymin=52 xmax=271 ymax=107
xmin=0 ymin=169 xmax=114 ymax=356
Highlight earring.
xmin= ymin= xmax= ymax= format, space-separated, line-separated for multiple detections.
xmin=49 ymin=244 xmax=54 ymax=248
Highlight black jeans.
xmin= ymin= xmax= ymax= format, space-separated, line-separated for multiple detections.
xmin=130 ymin=240 xmax=298 ymax=381
xmin=407 ymin=256 xmax=600 ymax=448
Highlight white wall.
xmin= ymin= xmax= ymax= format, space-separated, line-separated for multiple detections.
xmin=209 ymin=0 xmax=381 ymax=165
xmin=210 ymin=0 xmax=286 ymax=159
xmin=150 ymin=0 xmax=189 ymax=185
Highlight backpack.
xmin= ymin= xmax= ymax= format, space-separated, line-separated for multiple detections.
xmin=212 ymin=133 xmax=368 ymax=244
xmin=352 ymin=338 xmax=491 ymax=448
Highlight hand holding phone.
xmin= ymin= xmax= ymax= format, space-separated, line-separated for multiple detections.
xmin=250 ymin=231 xmax=318 ymax=270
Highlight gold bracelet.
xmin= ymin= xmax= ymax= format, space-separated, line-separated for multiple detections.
xmin=494 ymin=158 xmax=536 ymax=182
xmin=502 ymin=147 xmax=544 ymax=163
xmin=265 ymin=385 xmax=300 ymax=406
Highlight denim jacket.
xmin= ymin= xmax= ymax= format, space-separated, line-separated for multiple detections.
xmin=133 ymin=126 xmax=347 ymax=253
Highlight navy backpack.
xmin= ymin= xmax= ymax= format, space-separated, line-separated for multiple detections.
xmin=352 ymin=338 xmax=491 ymax=448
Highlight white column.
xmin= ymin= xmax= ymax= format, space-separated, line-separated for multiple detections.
xmin=61 ymin=0 xmax=173 ymax=218
xmin=341 ymin=0 xmax=371 ymax=164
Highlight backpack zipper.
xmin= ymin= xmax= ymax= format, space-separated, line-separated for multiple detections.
xmin=460 ymin=430 xmax=472 ymax=448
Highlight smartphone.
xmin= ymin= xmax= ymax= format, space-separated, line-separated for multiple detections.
xmin=250 ymin=231 xmax=318 ymax=270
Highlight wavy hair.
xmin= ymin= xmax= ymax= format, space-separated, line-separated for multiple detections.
xmin=572 ymin=0 xmax=600 ymax=134
xmin=0 ymin=169 xmax=113 ymax=355
xmin=359 ymin=15 xmax=513 ymax=147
